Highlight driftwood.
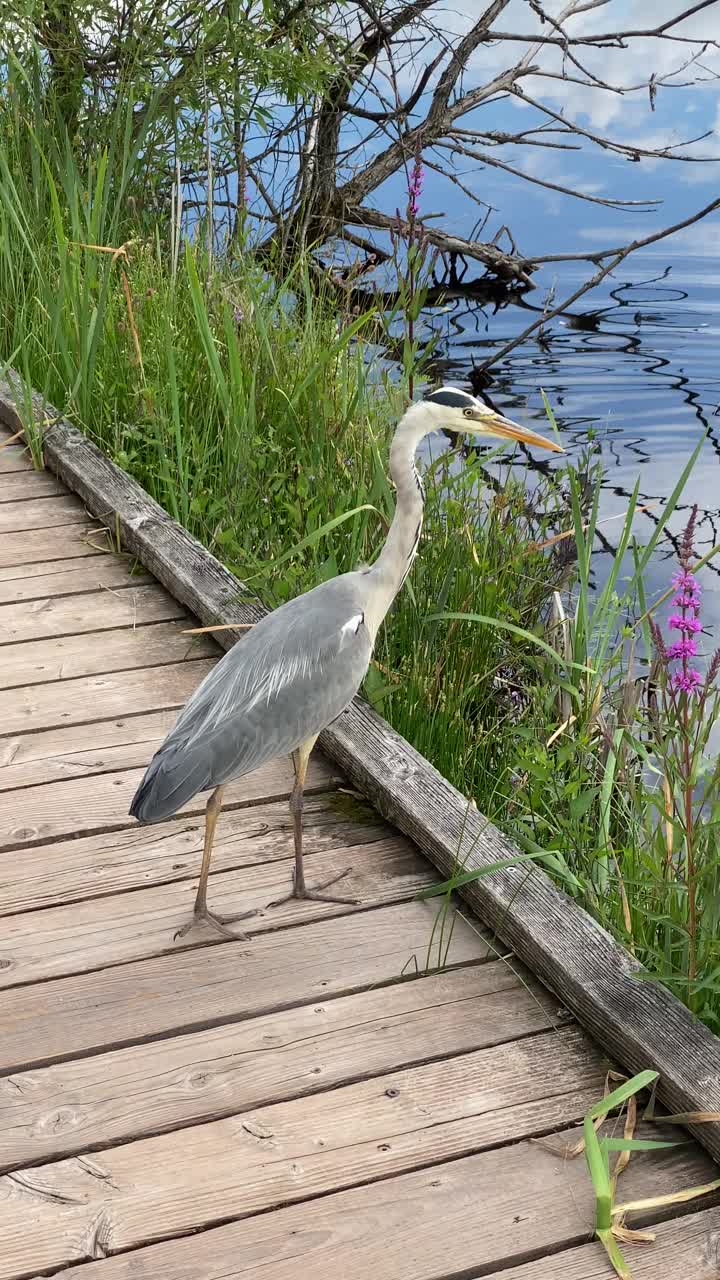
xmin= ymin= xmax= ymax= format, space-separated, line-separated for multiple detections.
xmin=2 ymin=368 xmax=720 ymax=1168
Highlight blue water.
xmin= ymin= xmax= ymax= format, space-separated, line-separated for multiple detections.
xmin=405 ymin=189 xmax=720 ymax=628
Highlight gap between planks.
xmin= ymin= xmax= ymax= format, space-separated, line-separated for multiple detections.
xmin=0 ymin=1028 xmax=610 ymax=1279
xmin=478 ymin=1206 xmax=720 ymax=1280
xmin=0 ymin=522 xmax=114 ymax=569
xmin=0 ymin=752 xmax=338 ymax=849
xmin=0 ymin=794 xmax=390 ymax=916
xmin=0 ymin=620 xmax=214 ymax=691
xmin=0 ymin=658 xmax=216 ymax=738
xmin=0 ymin=960 xmax=566 ymax=1172
xmin=0 ymin=469 xmax=64 ymax=501
xmin=0 ymin=900 xmax=489 ymax=1073
xmin=0 ymin=493 xmax=89 ymax=533
xmin=0 ymin=707 xmax=211 ymax=792
xmin=0 ymin=581 xmax=196 ymax=646
xmin=0 ymin=837 xmax=435 ymax=990
xmin=0 ymin=557 xmax=150 ymax=604
xmin=2 ymin=1074 xmax=717 ymax=1280
xmin=33 ymin=1176 xmax=720 ymax=1280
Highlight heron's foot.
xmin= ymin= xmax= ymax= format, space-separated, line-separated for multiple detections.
xmin=268 ymin=867 xmax=359 ymax=909
xmin=174 ymin=904 xmax=259 ymax=942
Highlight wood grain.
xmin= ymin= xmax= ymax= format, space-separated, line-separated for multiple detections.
xmin=0 ymin=838 xmax=427 ymax=988
xmin=0 ymin=383 xmax=266 ymax=647
xmin=0 ymin=658 xmax=215 ymax=735
xmin=0 ymin=581 xmax=190 ymax=645
xmin=0 ymin=556 xmax=150 ymax=604
xmin=0 ymin=524 xmax=105 ymax=567
xmin=0 ymin=707 xmax=196 ymax=791
xmin=0 ymin=900 xmax=488 ymax=1070
xmin=0 ymin=442 xmax=32 ymax=472
xmin=35 ymin=1141 xmax=720 ymax=1280
xmin=0 ymin=791 xmax=387 ymax=915
xmin=480 ymin=1206 xmax=720 ymax=1279
xmin=0 ymin=621 xmax=215 ymax=691
xmin=0 ymin=961 xmax=557 ymax=1170
xmin=0 ymin=1029 xmax=609 ymax=1279
xmin=0 ymin=753 xmax=336 ymax=848
xmin=0 ymin=493 xmax=87 ymax=532
xmin=0 ymin=469 xmax=64 ymax=500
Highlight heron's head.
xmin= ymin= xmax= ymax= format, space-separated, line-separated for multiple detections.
xmin=420 ymin=387 xmax=563 ymax=453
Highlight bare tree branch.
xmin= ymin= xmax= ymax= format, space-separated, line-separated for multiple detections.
xmin=474 ymin=194 xmax=720 ymax=372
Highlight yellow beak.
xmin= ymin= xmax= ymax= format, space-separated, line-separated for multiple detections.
xmin=481 ymin=412 xmax=564 ymax=453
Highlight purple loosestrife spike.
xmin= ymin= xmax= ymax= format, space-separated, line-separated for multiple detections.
xmin=667 ymin=638 xmax=699 ymax=660
xmin=680 ymin=504 xmax=698 ymax=562
xmin=671 ymin=669 xmax=703 ymax=695
xmin=674 ymin=594 xmax=702 ymax=610
xmin=407 ymin=154 xmax=425 ymax=218
xmin=672 ymin=570 xmax=700 ymax=593
xmin=668 ymin=615 xmax=702 ymax=634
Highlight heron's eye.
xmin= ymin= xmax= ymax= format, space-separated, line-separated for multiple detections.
xmin=463 ymin=407 xmax=474 ymax=419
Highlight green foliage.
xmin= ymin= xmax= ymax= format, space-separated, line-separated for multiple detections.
xmin=1 ymin=1 xmax=334 ymax=213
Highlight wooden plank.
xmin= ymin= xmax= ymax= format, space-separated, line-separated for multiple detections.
xmin=0 ymin=753 xmax=336 ymax=849
xmin=0 ymin=493 xmax=87 ymax=532
xmin=0 ymin=708 xmax=193 ymax=792
xmin=0 ymin=791 xmax=387 ymax=915
xmin=0 ymin=581 xmax=191 ymax=646
xmin=0 ymin=960 xmax=560 ymax=1171
xmin=0 ymin=443 xmax=32 ymax=472
xmin=0 ymin=838 xmax=429 ymax=989
xmin=0 ymin=658 xmax=215 ymax=735
xmin=480 ymin=1206 xmax=720 ymax=1279
xmin=0 ymin=900 xmax=487 ymax=1070
xmin=0 ymin=621 xmax=213 ymax=691
xmin=0 ymin=380 xmax=266 ymax=647
xmin=0 ymin=469 xmax=64 ymax=499
xmin=0 ymin=1029 xmax=609 ymax=1279
xmin=5 ymin=374 xmax=720 ymax=1168
xmin=36 ymin=1141 xmax=720 ymax=1280
xmin=0 ymin=556 xmax=150 ymax=604
xmin=0 ymin=524 xmax=105 ymax=567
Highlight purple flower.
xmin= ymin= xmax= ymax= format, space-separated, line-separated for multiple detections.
xmin=671 ymin=570 xmax=700 ymax=594
xmin=668 ymin=614 xmax=702 ymax=634
xmin=651 ymin=504 xmax=717 ymax=699
xmin=671 ymin=669 xmax=703 ymax=695
xmin=667 ymin=637 xmax=699 ymax=660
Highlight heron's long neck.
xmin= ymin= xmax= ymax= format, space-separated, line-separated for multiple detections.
xmin=364 ymin=409 xmax=430 ymax=633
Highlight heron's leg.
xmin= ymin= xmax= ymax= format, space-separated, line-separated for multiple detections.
xmin=174 ymin=785 xmax=258 ymax=941
xmin=268 ymin=740 xmax=360 ymax=908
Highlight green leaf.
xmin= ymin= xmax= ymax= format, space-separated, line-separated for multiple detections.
xmin=244 ymin=505 xmax=382 ymax=579
xmin=426 ymin=611 xmax=594 ymax=673
xmin=599 ymin=1137 xmax=679 ymax=1152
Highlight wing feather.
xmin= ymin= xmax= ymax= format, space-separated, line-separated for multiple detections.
xmin=130 ymin=575 xmax=372 ymax=822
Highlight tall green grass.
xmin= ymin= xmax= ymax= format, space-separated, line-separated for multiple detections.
xmin=5 ymin=62 xmax=720 ymax=1033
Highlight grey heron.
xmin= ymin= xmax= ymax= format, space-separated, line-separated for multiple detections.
xmin=130 ymin=387 xmax=562 ymax=939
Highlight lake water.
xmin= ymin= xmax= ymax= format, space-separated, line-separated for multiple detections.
xmin=407 ymin=187 xmax=720 ymax=633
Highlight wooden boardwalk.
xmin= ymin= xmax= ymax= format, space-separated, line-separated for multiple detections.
xmin=2 ymin=430 xmax=720 ymax=1280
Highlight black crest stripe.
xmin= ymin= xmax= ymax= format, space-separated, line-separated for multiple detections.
xmin=423 ymin=388 xmax=477 ymax=410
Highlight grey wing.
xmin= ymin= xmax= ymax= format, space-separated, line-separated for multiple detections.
xmin=129 ymin=575 xmax=372 ymax=822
